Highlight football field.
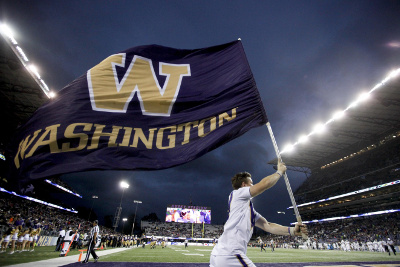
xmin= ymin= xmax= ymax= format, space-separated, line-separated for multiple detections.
xmin=100 ymin=245 xmax=399 ymax=264
xmin=1 ymin=245 xmax=399 ymax=266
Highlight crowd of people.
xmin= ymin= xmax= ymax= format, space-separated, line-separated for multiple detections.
xmin=142 ymin=221 xmax=223 ymax=239
xmin=141 ymin=212 xmax=399 ymax=250
xmin=0 ymin=191 xmax=127 ymax=255
xmin=251 ymin=212 xmax=399 ymax=251
xmin=0 ymin=182 xmax=398 ymax=257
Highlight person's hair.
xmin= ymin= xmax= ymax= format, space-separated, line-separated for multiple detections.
xmin=231 ymin=172 xmax=251 ymax=190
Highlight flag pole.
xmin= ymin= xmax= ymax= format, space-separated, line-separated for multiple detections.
xmin=266 ymin=122 xmax=306 ymax=237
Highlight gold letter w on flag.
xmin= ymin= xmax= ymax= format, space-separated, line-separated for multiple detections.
xmin=87 ymin=54 xmax=191 ymax=116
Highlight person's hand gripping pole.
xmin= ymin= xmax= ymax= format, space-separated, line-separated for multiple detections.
xmin=266 ymin=122 xmax=308 ymax=239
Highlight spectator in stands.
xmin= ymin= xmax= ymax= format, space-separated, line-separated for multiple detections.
xmin=210 ymin=161 xmax=308 ymax=267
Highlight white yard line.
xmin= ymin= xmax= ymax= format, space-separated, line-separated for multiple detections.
xmin=5 ymin=247 xmax=130 ymax=267
xmin=182 ymin=253 xmax=204 ymax=256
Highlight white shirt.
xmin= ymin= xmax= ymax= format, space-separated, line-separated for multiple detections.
xmin=91 ymin=225 xmax=99 ymax=239
xmin=59 ymin=229 xmax=66 ymax=237
xmin=64 ymin=230 xmax=75 ymax=242
xmin=211 ymin=187 xmax=261 ymax=256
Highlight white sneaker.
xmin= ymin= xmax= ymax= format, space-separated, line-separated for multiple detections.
xmin=8 ymin=251 xmax=14 ymax=254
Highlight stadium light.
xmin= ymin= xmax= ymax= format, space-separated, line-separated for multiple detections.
xmin=0 ymin=187 xmax=77 ymax=213
xmin=291 ymin=208 xmax=400 ymax=225
xmin=357 ymin=92 xmax=370 ymax=102
xmin=131 ymin=200 xmax=143 ymax=236
xmin=1 ymin=22 xmax=53 ymax=99
xmin=312 ymin=123 xmax=325 ymax=134
xmin=288 ymin=179 xmax=400 ymax=209
xmin=120 ymin=181 xmax=130 ymax=189
xmin=298 ymin=135 xmax=308 ymax=144
xmin=49 ymin=91 xmax=56 ymax=98
xmin=0 ymin=23 xmax=17 ymax=44
xmin=387 ymin=69 xmax=400 ymax=80
xmin=332 ymin=110 xmax=345 ymax=120
xmin=122 ymin=218 xmax=128 ymax=234
xmin=16 ymin=46 xmax=28 ymax=62
xmin=114 ymin=181 xmax=129 ymax=232
xmin=279 ymin=67 xmax=400 ymax=156
xmin=44 ymin=179 xmax=82 ymax=198
xmin=281 ymin=143 xmax=294 ymax=154
xmin=28 ymin=64 xmax=41 ymax=79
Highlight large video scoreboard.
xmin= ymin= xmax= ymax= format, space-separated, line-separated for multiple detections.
xmin=165 ymin=205 xmax=211 ymax=224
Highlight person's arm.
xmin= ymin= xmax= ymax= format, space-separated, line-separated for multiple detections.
xmin=255 ymin=217 xmax=308 ymax=237
xmin=250 ymin=161 xmax=286 ymax=197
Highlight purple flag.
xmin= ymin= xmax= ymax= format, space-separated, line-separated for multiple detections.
xmin=11 ymin=41 xmax=267 ymax=182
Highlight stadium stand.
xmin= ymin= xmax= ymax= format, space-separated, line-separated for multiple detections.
xmin=0 ymin=23 xmax=84 ymax=217
xmin=253 ymin=212 xmax=399 ymax=248
xmin=0 ymin=191 xmax=131 ymax=252
xmin=268 ymin=70 xmax=400 ymax=246
xmin=141 ymin=221 xmax=223 ymax=239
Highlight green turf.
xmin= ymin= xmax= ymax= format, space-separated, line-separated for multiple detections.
xmin=0 ymin=246 xmax=88 ymax=266
xmin=103 ymin=245 xmax=400 ymax=263
xmin=0 ymin=245 xmax=398 ymax=266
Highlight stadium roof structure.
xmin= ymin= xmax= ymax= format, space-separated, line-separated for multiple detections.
xmin=0 ymin=25 xmax=82 ymax=203
xmin=0 ymin=29 xmax=49 ymax=147
xmin=268 ymin=71 xmax=400 ymax=172
xmin=291 ymin=179 xmax=400 ymax=221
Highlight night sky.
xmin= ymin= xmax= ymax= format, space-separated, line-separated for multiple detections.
xmin=1 ymin=0 xmax=400 ymax=228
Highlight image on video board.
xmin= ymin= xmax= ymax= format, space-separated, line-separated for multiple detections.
xmin=165 ymin=207 xmax=211 ymax=224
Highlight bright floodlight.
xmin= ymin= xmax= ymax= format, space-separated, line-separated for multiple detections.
xmin=49 ymin=91 xmax=56 ymax=98
xmin=332 ymin=110 xmax=345 ymax=120
xmin=298 ymin=135 xmax=308 ymax=143
xmin=16 ymin=46 xmax=28 ymax=62
xmin=122 ymin=218 xmax=128 ymax=221
xmin=28 ymin=64 xmax=40 ymax=79
xmin=0 ymin=24 xmax=14 ymax=39
xmin=388 ymin=69 xmax=400 ymax=79
xmin=313 ymin=123 xmax=326 ymax=134
xmin=357 ymin=92 xmax=370 ymax=102
xmin=120 ymin=181 xmax=129 ymax=189
xmin=282 ymin=143 xmax=294 ymax=153
xmin=348 ymin=100 xmax=358 ymax=109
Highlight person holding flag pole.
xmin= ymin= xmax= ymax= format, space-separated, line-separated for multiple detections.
xmin=210 ymin=157 xmax=308 ymax=267
xmin=266 ymin=122 xmax=306 ymax=232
